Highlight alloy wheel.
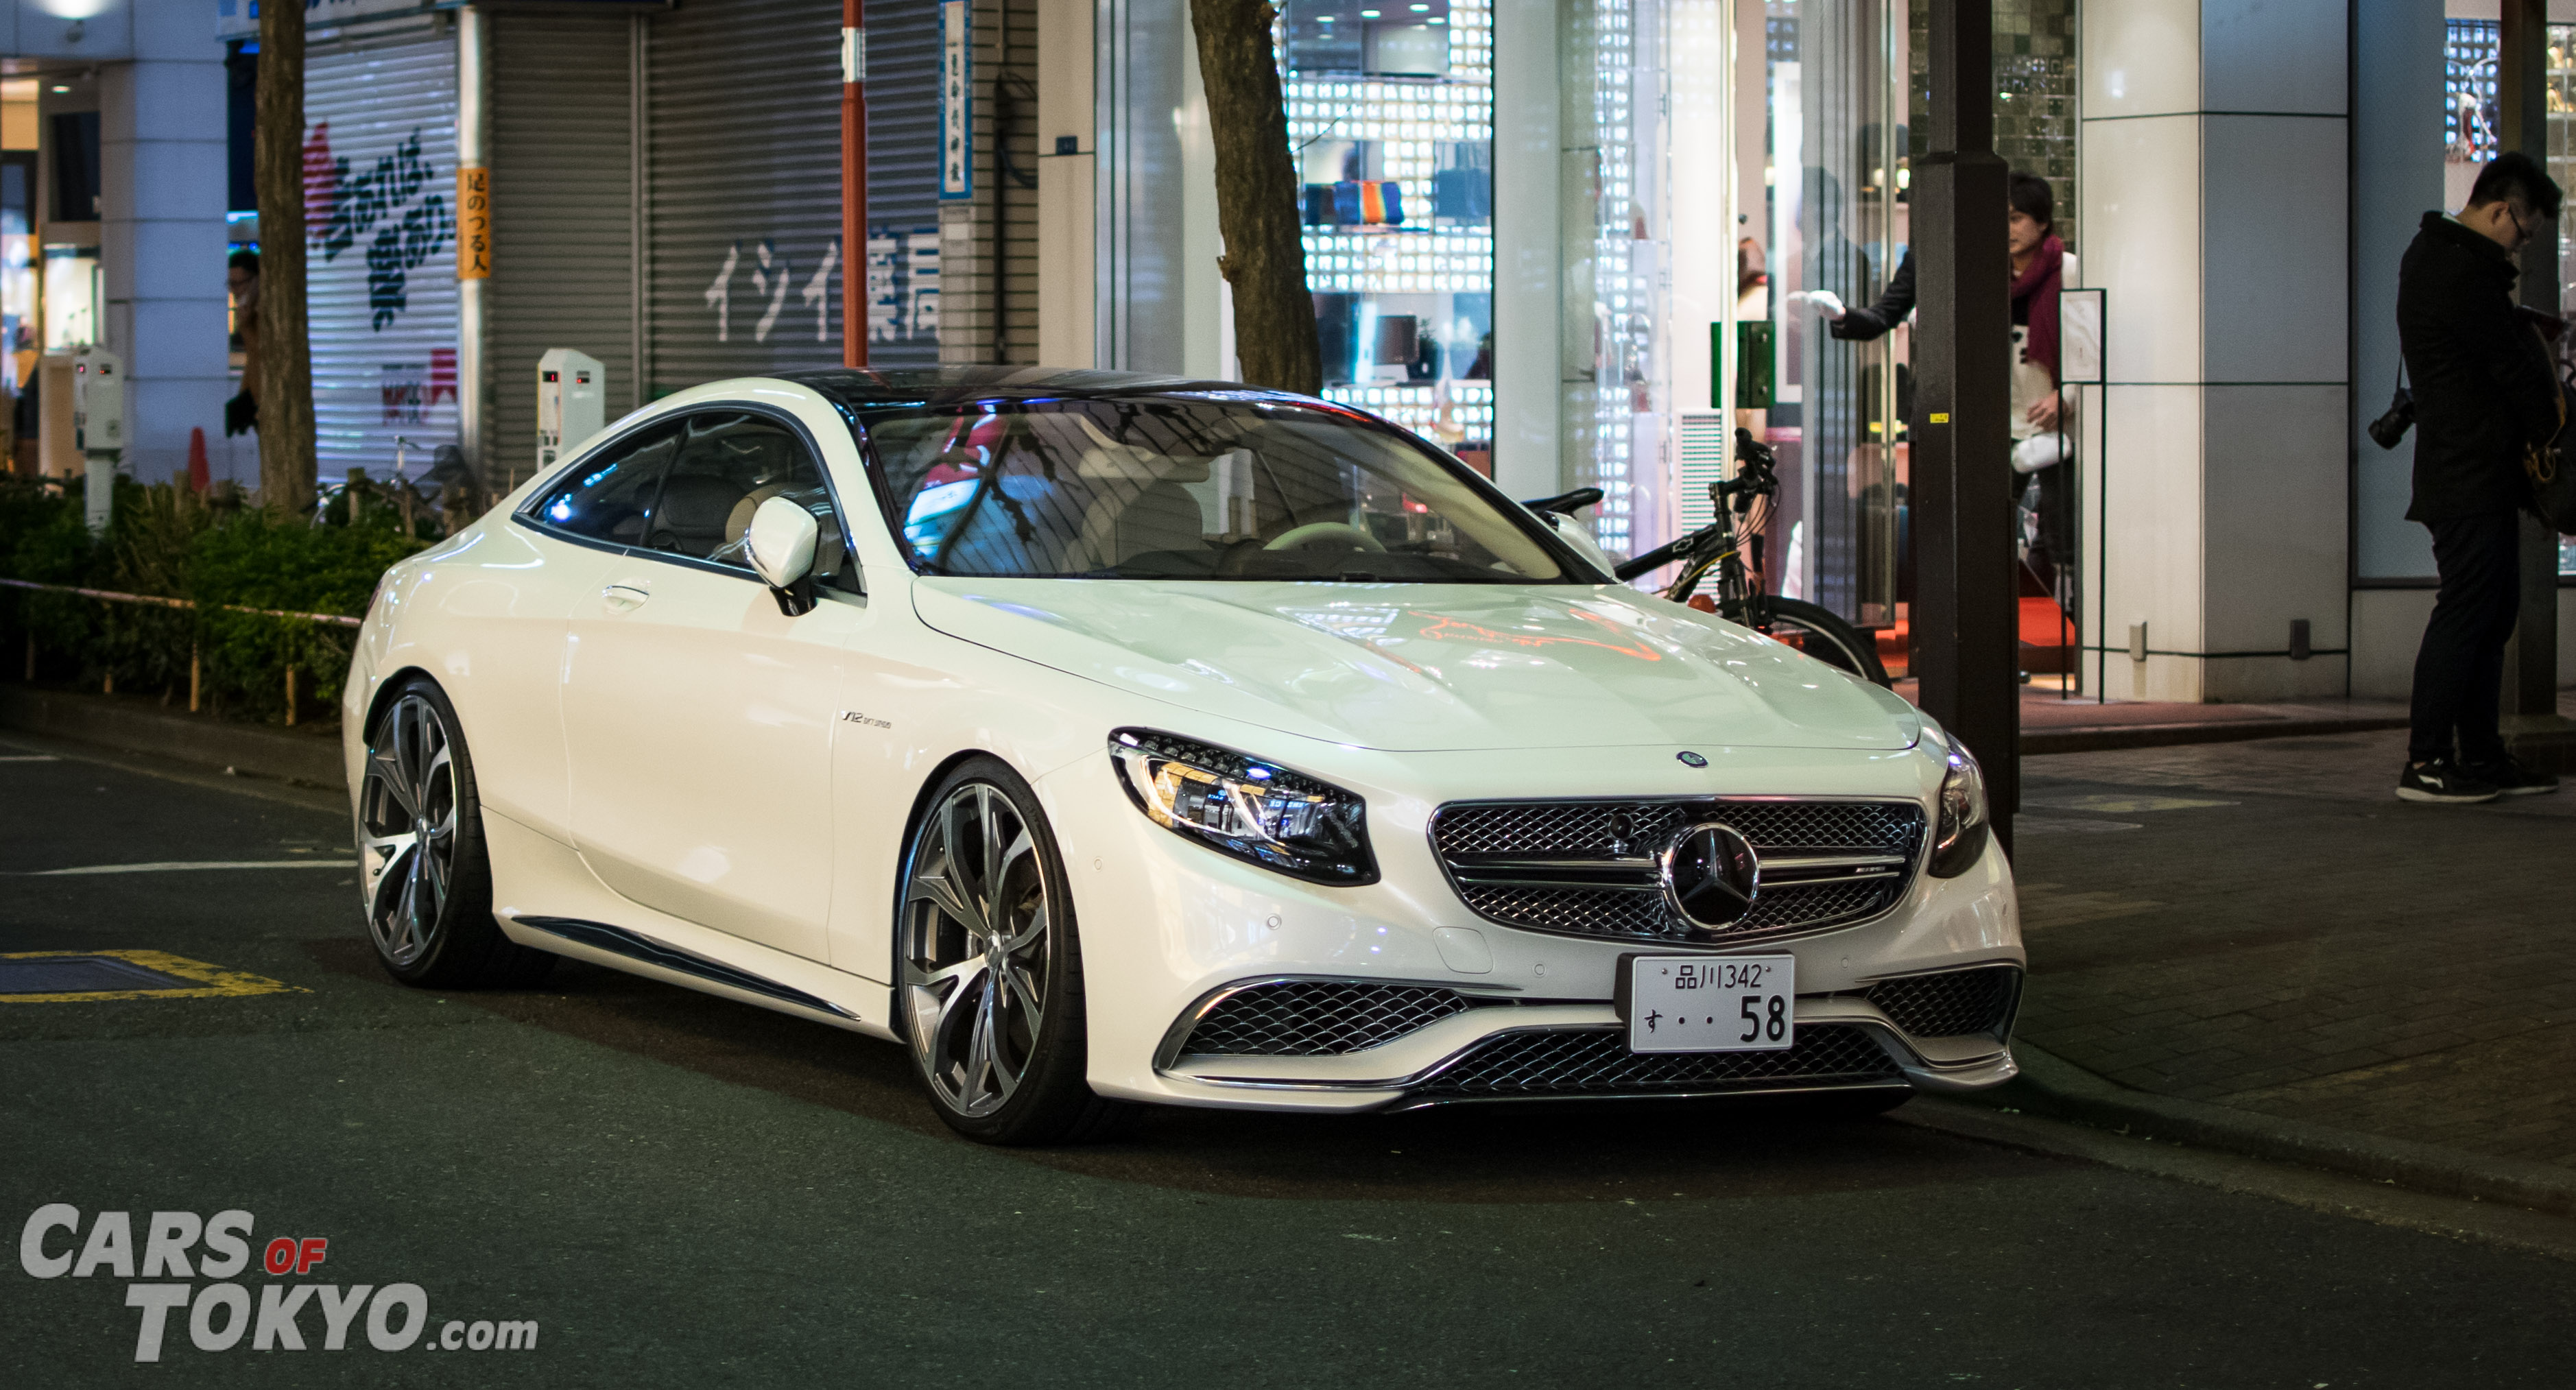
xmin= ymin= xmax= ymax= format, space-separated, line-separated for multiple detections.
xmin=359 ymin=693 xmax=460 ymax=968
xmin=902 ymin=782 xmax=1055 ymax=1119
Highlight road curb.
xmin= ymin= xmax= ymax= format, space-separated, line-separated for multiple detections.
xmin=1985 ymin=1041 xmax=2576 ymax=1221
xmin=0 ymin=684 xmax=347 ymax=793
xmin=2020 ymin=715 xmax=2410 ymax=756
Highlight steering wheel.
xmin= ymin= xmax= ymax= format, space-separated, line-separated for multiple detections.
xmin=1263 ymin=521 xmax=1386 ymax=553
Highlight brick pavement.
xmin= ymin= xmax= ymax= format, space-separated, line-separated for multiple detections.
xmin=2012 ymin=721 xmax=2576 ymax=1169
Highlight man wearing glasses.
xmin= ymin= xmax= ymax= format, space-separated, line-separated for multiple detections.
xmin=2394 ymin=151 xmax=2566 ymax=802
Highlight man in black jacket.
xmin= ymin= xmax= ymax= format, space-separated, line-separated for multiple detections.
xmin=2395 ymin=152 xmax=2565 ymax=802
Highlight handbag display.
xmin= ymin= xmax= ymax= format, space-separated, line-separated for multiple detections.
xmin=2528 ymin=379 xmax=2576 ymax=532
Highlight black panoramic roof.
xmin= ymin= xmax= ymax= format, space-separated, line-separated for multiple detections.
xmin=778 ymin=367 xmax=1304 ymax=411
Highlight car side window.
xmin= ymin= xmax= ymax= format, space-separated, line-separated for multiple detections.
xmin=530 ymin=424 xmax=680 ymax=546
xmin=642 ymin=411 xmax=858 ymax=592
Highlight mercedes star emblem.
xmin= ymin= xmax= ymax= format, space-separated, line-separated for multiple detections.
xmin=1660 ymin=822 xmax=1761 ymax=928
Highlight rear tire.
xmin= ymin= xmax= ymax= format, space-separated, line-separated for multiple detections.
xmin=1757 ymin=597 xmax=1892 ymax=687
xmin=896 ymin=757 xmax=1131 ymax=1145
xmin=355 ymin=676 xmax=556 ymax=990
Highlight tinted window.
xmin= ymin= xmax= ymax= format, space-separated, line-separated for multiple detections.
xmin=861 ymin=398 xmax=1569 ymax=583
xmin=642 ymin=411 xmax=856 ymax=590
xmin=532 ymin=424 xmax=678 ymax=546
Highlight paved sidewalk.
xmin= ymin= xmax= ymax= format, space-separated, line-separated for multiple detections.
xmin=2012 ymin=721 xmax=2576 ymax=1173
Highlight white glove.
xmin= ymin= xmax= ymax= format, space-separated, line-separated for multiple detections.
xmin=1796 ymin=290 xmax=1848 ymax=321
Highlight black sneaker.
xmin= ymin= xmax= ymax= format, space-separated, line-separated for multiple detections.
xmin=2459 ymin=755 xmax=2561 ymax=797
xmin=2396 ymin=760 xmax=2501 ymax=804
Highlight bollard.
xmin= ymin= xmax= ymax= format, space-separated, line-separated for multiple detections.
xmin=346 ymin=467 xmax=367 ymax=525
xmin=189 ymin=645 xmax=201 ymax=713
xmin=285 ymin=665 xmax=298 ymax=726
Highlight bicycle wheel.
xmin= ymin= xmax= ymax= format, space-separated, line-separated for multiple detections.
xmin=1754 ymin=597 xmax=1892 ymax=688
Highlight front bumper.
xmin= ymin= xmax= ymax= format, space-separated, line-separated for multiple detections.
xmin=1033 ymin=743 xmax=2023 ymax=1113
xmin=1154 ymin=979 xmax=2017 ymax=1112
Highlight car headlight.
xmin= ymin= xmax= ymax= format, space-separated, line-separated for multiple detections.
xmin=1929 ymin=745 xmax=1990 ymax=878
xmin=1109 ymin=729 xmax=1378 ymax=885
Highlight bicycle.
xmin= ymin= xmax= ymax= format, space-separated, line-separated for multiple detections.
xmin=1525 ymin=427 xmax=1892 ymax=687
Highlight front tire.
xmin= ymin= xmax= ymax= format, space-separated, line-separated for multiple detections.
xmin=355 ymin=677 xmax=555 ymax=990
xmin=897 ymin=758 xmax=1129 ymax=1145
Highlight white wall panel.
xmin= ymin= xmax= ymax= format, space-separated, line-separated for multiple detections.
xmin=2202 ymin=0 xmax=2347 ymax=115
xmin=2204 ymin=115 xmax=2347 ymax=384
xmin=2082 ymin=0 xmax=2201 ymax=119
xmin=2201 ymin=384 xmax=2349 ymax=667
xmin=2079 ymin=114 xmax=2202 ymax=385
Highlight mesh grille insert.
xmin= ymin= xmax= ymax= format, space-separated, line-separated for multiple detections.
xmin=1431 ymin=798 xmax=1927 ymax=944
xmin=1182 ymin=981 xmax=1477 ymax=1056
xmin=1418 ymin=1024 xmax=1900 ymax=1097
xmin=1866 ymin=966 xmax=2021 ymax=1038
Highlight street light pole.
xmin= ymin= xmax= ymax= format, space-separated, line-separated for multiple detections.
xmin=1909 ymin=0 xmax=2017 ymax=851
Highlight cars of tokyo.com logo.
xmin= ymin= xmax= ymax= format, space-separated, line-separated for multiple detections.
xmin=18 ymin=1205 xmax=538 ymax=1363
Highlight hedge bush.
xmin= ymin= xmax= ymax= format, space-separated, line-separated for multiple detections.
xmin=0 ymin=477 xmax=431 ymax=725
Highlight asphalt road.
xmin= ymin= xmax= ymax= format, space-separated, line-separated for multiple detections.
xmin=5 ymin=735 xmax=2575 ymax=1388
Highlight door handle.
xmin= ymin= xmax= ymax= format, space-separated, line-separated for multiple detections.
xmin=600 ymin=584 xmax=651 ymax=612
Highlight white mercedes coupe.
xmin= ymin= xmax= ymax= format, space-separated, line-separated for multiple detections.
xmin=344 ymin=369 xmax=2021 ymax=1144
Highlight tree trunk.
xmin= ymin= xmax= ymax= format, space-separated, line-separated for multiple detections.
xmin=1187 ymin=0 xmax=1320 ymax=394
xmin=254 ymin=0 xmax=318 ymax=517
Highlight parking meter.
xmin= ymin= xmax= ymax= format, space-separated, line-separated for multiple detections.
xmin=537 ymin=349 xmax=605 ymax=474
xmin=73 ymin=346 xmax=123 ymax=534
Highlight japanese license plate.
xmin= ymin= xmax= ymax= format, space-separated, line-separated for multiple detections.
xmin=1622 ymin=954 xmax=1796 ymax=1054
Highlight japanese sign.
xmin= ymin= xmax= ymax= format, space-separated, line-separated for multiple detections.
xmin=455 ymin=166 xmax=491 ymax=281
xmin=940 ymin=0 xmax=973 ymax=201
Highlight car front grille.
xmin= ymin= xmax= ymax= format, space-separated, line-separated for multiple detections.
xmin=1865 ymin=966 xmax=2021 ymax=1038
xmin=1415 ymin=1024 xmax=1901 ymax=1098
xmin=1180 ymin=981 xmax=1484 ymax=1056
xmin=1429 ymin=798 xmax=1927 ymax=945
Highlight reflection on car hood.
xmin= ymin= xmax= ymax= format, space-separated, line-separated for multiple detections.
xmin=911 ymin=579 xmax=1922 ymax=753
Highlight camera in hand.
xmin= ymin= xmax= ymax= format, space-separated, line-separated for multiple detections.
xmin=2368 ymin=385 xmax=2414 ymax=451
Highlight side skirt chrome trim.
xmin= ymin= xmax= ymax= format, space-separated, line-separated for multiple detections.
xmin=515 ymin=915 xmax=861 ymax=1019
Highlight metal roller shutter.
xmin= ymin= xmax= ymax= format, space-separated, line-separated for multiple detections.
xmin=641 ymin=0 xmax=846 ymax=396
xmin=488 ymin=10 xmax=638 ymax=494
xmin=866 ymin=0 xmax=942 ymax=367
xmin=302 ymin=28 xmax=460 ymax=482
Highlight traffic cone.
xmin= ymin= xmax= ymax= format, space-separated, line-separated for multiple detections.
xmin=187 ymin=426 xmax=211 ymax=492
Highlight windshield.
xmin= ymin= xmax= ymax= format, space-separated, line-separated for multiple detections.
xmin=860 ymin=397 xmax=1575 ymax=583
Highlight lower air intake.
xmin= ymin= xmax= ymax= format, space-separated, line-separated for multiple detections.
xmin=1865 ymin=966 xmax=2021 ymax=1039
xmin=1182 ymin=981 xmax=1477 ymax=1056
xmin=1415 ymin=1024 xmax=1900 ymax=1098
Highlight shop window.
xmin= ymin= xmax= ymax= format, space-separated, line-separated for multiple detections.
xmin=1279 ymin=0 xmax=1496 ymax=479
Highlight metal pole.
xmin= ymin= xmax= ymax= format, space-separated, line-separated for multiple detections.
xmin=843 ymin=0 xmax=868 ymax=368
xmin=1909 ymin=0 xmax=2016 ymax=852
xmin=1876 ymin=0 xmax=1899 ymax=632
xmin=2499 ymin=0 xmax=2561 ymax=721
xmin=457 ymin=6 xmax=490 ymax=492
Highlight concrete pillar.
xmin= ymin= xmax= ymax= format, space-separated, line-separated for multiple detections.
xmin=1490 ymin=0 xmax=1562 ymax=498
xmin=99 ymin=0 xmax=231 ymax=486
xmin=2079 ymin=0 xmax=2350 ymax=704
xmin=1034 ymin=0 xmax=1095 ymax=368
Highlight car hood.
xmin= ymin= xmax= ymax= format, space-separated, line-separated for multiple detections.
xmin=911 ymin=579 xmax=1921 ymax=754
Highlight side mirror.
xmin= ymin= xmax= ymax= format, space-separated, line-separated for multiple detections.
xmin=746 ymin=494 xmax=821 ymax=616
